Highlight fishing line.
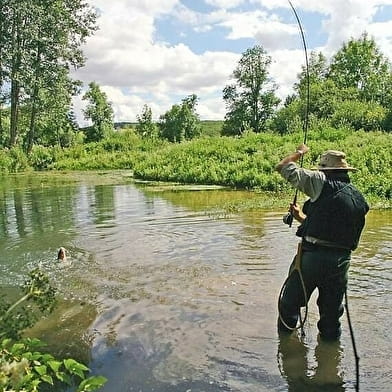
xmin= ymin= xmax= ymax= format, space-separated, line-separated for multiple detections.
xmin=278 ymin=0 xmax=310 ymax=337
xmin=287 ymin=0 xmax=310 ymax=217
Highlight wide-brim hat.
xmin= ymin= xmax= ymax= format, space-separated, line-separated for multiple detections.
xmin=314 ymin=150 xmax=357 ymax=171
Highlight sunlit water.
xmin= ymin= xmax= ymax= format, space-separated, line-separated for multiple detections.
xmin=0 ymin=172 xmax=391 ymax=392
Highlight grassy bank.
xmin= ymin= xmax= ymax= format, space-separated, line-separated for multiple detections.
xmin=0 ymin=127 xmax=391 ymax=208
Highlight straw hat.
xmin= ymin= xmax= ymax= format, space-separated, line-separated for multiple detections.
xmin=316 ymin=150 xmax=357 ymax=171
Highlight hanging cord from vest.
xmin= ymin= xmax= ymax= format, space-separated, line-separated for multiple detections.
xmin=277 ymin=242 xmax=308 ymax=337
xmin=278 ymin=1 xmax=311 ymax=338
xmin=345 ymin=288 xmax=360 ymax=392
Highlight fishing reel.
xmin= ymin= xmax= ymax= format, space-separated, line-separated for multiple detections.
xmin=283 ymin=212 xmax=294 ymax=227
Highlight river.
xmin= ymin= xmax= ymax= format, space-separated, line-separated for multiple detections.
xmin=0 ymin=171 xmax=391 ymax=392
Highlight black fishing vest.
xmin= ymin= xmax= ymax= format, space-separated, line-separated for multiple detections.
xmin=296 ymin=178 xmax=369 ymax=250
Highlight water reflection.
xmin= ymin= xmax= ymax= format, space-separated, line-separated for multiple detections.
xmin=278 ymin=333 xmax=345 ymax=391
xmin=91 ymin=185 xmax=115 ymax=225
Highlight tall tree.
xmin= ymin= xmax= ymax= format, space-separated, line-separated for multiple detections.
xmin=294 ymin=51 xmax=328 ymax=98
xmin=222 ymin=45 xmax=279 ymax=136
xmin=82 ymin=82 xmax=114 ymax=142
xmin=328 ymin=33 xmax=392 ymax=106
xmin=25 ymin=0 xmax=97 ymax=152
xmin=34 ymin=74 xmax=82 ymax=147
xmin=0 ymin=0 xmax=97 ymax=149
xmin=7 ymin=1 xmax=31 ymax=146
xmin=159 ymin=94 xmax=201 ymax=142
xmin=136 ymin=104 xmax=157 ymax=138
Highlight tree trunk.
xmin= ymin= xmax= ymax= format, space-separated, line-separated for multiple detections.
xmin=26 ymin=44 xmax=42 ymax=154
xmin=9 ymin=79 xmax=19 ymax=146
xmin=9 ymin=10 xmax=22 ymax=147
xmin=26 ymin=86 xmax=38 ymax=154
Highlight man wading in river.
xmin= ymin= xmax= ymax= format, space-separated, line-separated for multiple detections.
xmin=275 ymin=144 xmax=369 ymax=340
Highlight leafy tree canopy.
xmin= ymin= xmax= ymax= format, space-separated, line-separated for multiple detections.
xmin=136 ymin=104 xmax=157 ymax=138
xmin=159 ymin=94 xmax=201 ymax=142
xmin=222 ymin=45 xmax=280 ymax=136
xmin=82 ymin=81 xmax=114 ymax=142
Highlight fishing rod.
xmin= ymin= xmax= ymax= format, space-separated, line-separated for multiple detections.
xmin=278 ymin=0 xmax=310 ymax=338
xmin=282 ymin=0 xmax=310 ymax=228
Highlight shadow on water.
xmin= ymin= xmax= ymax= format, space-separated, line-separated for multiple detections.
xmin=25 ymin=299 xmax=97 ymax=364
xmin=0 ymin=172 xmax=391 ymax=392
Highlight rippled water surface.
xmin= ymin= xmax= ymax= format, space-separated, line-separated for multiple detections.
xmin=0 ymin=172 xmax=391 ymax=392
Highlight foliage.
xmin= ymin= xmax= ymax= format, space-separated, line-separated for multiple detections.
xmin=28 ymin=145 xmax=59 ymax=171
xmin=8 ymin=147 xmax=30 ymax=173
xmin=295 ymin=51 xmax=329 ymax=95
xmin=136 ymin=104 xmax=158 ymax=138
xmin=199 ymin=120 xmax=224 ymax=137
xmin=0 ymin=125 xmax=391 ymax=206
xmin=222 ymin=45 xmax=280 ymax=135
xmin=0 ymin=0 xmax=97 ymax=149
xmin=0 ymin=269 xmax=56 ymax=341
xmin=0 ymin=338 xmax=107 ymax=392
xmin=158 ymin=94 xmax=201 ymax=142
xmin=330 ymin=100 xmax=387 ymax=131
xmin=274 ymin=34 xmax=392 ymax=135
xmin=328 ymin=33 xmax=392 ymax=106
xmin=82 ymin=82 xmax=114 ymax=142
xmin=270 ymin=100 xmax=303 ymax=135
xmin=0 ymin=269 xmax=107 ymax=391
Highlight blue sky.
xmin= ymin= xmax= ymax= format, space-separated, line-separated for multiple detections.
xmin=73 ymin=0 xmax=392 ymax=124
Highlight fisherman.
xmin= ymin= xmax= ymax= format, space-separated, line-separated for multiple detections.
xmin=275 ymin=144 xmax=369 ymax=340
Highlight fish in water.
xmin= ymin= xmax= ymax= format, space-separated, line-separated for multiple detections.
xmin=57 ymin=247 xmax=73 ymax=267
xmin=57 ymin=247 xmax=67 ymax=261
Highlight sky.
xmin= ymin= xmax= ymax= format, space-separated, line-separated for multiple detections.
xmin=72 ymin=0 xmax=392 ymax=125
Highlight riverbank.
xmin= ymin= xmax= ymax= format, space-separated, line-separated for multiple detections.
xmin=0 ymin=128 xmax=391 ymax=208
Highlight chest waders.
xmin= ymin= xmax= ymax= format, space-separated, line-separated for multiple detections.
xmin=280 ymin=3 xmax=360 ymax=392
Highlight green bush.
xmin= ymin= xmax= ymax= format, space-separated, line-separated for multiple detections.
xmin=29 ymin=145 xmax=57 ymax=170
xmin=330 ymin=100 xmax=387 ymax=131
xmin=0 ymin=149 xmax=13 ymax=173
xmin=0 ymin=338 xmax=107 ymax=392
xmin=9 ymin=147 xmax=30 ymax=172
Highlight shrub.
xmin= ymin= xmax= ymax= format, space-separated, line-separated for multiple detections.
xmin=330 ymin=100 xmax=387 ymax=131
xmin=29 ymin=145 xmax=57 ymax=170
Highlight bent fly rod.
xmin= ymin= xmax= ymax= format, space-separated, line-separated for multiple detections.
xmin=283 ymin=0 xmax=310 ymax=228
xmin=278 ymin=1 xmax=311 ymax=339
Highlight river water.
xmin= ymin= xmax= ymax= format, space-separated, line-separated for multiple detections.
xmin=0 ymin=171 xmax=391 ymax=392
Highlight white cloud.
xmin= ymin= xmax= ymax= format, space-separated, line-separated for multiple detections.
xmin=73 ymin=1 xmax=241 ymax=123
xmin=269 ymin=49 xmax=304 ymax=100
xmin=368 ymin=20 xmax=392 ymax=57
xmin=204 ymin=0 xmax=246 ymax=9
xmin=72 ymin=0 xmax=392 ymax=124
xmin=198 ymin=93 xmax=227 ymax=120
